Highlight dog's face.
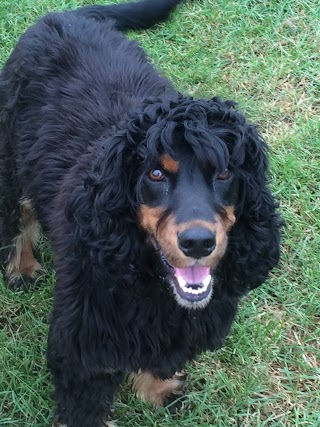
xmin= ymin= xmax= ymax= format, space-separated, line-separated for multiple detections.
xmin=138 ymin=142 xmax=238 ymax=310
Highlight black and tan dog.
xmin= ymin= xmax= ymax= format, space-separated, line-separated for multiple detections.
xmin=0 ymin=0 xmax=282 ymax=425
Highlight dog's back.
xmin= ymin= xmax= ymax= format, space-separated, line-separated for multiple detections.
xmin=0 ymin=0 xmax=181 ymax=231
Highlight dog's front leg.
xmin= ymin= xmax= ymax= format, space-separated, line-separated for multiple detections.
xmin=51 ymin=368 xmax=123 ymax=427
xmin=129 ymin=369 xmax=187 ymax=410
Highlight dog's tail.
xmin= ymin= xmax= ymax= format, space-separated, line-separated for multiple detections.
xmin=72 ymin=0 xmax=184 ymax=32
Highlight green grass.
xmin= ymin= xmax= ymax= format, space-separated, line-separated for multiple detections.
xmin=0 ymin=0 xmax=319 ymax=426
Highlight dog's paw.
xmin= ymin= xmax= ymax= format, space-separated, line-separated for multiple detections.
xmin=7 ymin=273 xmax=37 ymax=291
xmin=130 ymin=370 xmax=187 ymax=408
xmin=162 ymin=371 xmax=187 ymax=412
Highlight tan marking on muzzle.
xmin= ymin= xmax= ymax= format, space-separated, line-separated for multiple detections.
xmin=139 ymin=205 xmax=236 ymax=269
xmin=223 ymin=206 xmax=236 ymax=230
xmin=139 ymin=206 xmax=166 ymax=235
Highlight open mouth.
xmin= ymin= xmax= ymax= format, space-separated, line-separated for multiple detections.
xmin=159 ymin=252 xmax=213 ymax=309
xmin=174 ymin=266 xmax=212 ymax=301
xmin=172 ymin=266 xmax=213 ymax=309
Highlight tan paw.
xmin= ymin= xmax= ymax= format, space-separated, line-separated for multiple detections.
xmin=129 ymin=370 xmax=186 ymax=407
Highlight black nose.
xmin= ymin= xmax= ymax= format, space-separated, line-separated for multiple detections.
xmin=178 ymin=227 xmax=216 ymax=259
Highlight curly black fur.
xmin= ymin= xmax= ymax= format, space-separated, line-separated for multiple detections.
xmin=0 ymin=1 xmax=282 ymax=426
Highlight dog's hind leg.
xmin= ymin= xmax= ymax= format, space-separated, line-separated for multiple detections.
xmin=3 ymin=198 xmax=42 ymax=290
xmin=0 ymin=185 xmax=42 ymax=290
xmin=0 ymin=72 xmax=42 ymax=289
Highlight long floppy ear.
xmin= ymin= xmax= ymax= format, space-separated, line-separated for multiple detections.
xmin=48 ymin=133 xmax=146 ymax=371
xmin=221 ymin=124 xmax=282 ymax=294
xmin=52 ymin=132 xmax=143 ymax=289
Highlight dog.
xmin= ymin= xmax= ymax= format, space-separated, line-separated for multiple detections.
xmin=0 ymin=0 xmax=282 ymax=425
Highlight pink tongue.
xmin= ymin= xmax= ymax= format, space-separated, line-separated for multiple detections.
xmin=175 ymin=266 xmax=210 ymax=284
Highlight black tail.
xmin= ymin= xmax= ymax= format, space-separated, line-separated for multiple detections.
xmin=72 ymin=0 xmax=184 ymax=31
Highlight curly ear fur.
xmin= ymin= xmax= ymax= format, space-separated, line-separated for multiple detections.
xmin=48 ymin=134 xmax=145 ymax=375
xmin=221 ymin=123 xmax=282 ymax=293
xmin=53 ymin=134 xmax=144 ymax=289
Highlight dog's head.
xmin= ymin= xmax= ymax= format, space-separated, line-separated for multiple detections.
xmin=67 ymin=96 xmax=281 ymax=309
xmin=135 ymin=100 xmax=239 ymax=308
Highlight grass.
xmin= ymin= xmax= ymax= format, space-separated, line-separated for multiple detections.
xmin=0 ymin=0 xmax=319 ymax=426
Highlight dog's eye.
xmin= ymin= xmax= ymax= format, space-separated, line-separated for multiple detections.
xmin=217 ymin=169 xmax=232 ymax=181
xmin=148 ymin=168 xmax=164 ymax=182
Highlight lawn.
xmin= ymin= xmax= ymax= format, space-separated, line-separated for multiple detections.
xmin=0 ymin=0 xmax=319 ymax=426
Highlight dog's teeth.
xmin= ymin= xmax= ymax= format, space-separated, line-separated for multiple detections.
xmin=175 ymin=273 xmax=212 ymax=295
xmin=202 ymin=275 xmax=212 ymax=288
xmin=176 ymin=275 xmax=187 ymax=288
xmin=184 ymin=287 xmax=202 ymax=295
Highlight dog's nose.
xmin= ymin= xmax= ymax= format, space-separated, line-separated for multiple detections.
xmin=178 ymin=227 xmax=216 ymax=259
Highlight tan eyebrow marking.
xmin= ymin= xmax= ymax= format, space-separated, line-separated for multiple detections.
xmin=160 ymin=154 xmax=179 ymax=173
